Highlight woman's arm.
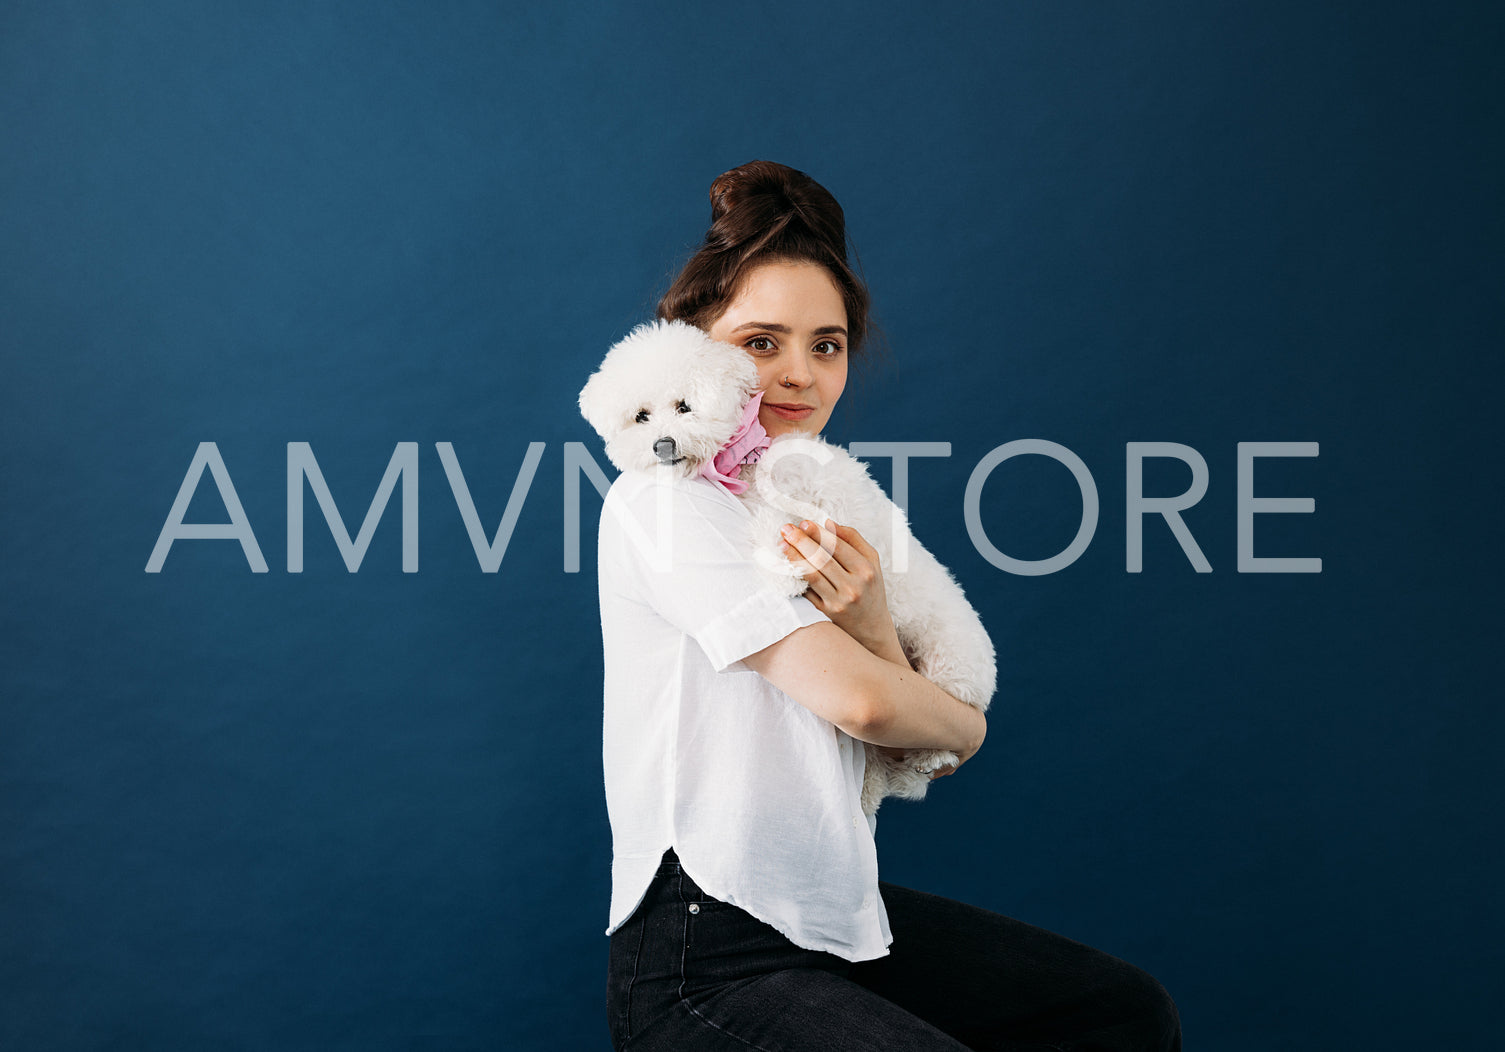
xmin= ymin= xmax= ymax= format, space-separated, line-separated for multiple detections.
xmin=606 ymin=479 xmax=984 ymax=762
xmin=767 ymin=517 xmax=986 ymax=773
xmin=742 ymin=619 xmax=986 ymax=762
xmin=778 ymin=519 xmax=908 ymax=666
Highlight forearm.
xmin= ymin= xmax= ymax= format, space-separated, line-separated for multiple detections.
xmin=834 ymin=609 xmax=978 ymax=754
xmin=860 ymin=619 xmax=910 ymax=670
xmin=847 ymin=656 xmax=986 ymax=756
xmin=745 ymin=622 xmax=984 ymax=758
xmin=771 ymin=521 xmax=984 ymax=761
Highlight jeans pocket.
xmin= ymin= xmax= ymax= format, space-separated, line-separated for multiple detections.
xmin=680 ymin=895 xmax=820 ymax=997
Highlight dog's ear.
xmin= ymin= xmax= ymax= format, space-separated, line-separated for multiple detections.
xmin=578 ymin=368 xmax=614 ymax=440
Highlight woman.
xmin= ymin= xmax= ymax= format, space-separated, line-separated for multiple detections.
xmin=597 ymin=160 xmax=1180 ymax=1051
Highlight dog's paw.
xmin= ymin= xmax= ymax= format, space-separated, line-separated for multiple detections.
xmin=903 ymin=748 xmax=958 ymax=775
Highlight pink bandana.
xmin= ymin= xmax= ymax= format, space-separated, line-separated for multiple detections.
xmin=697 ymin=392 xmax=770 ymax=495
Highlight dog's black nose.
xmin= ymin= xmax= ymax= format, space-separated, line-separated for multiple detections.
xmin=654 ymin=437 xmax=678 ymax=464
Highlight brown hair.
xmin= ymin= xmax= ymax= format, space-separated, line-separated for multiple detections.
xmin=657 ymin=160 xmax=872 ymax=354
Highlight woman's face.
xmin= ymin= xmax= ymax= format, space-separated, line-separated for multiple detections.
xmin=707 ymin=261 xmax=849 ymax=438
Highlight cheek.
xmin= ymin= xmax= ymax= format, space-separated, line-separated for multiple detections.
xmin=821 ymin=363 xmax=848 ymax=405
xmin=749 ymin=356 xmax=780 ymax=393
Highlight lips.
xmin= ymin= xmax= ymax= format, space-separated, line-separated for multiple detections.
xmin=764 ymin=402 xmax=816 ymax=421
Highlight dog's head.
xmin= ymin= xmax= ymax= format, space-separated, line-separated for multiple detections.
xmin=579 ymin=319 xmax=759 ymax=476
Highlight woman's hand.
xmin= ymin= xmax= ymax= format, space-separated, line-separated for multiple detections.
xmin=764 ymin=523 xmax=987 ymax=776
xmin=780 ymin=519 xmax=903 ymax=661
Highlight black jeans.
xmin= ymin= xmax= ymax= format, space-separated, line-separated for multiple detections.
xmin=607 ymin=850 xmax=1180 ymax=1051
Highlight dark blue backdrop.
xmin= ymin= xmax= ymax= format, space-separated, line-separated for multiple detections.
xmin=3 ymin=1 xmax=1500 ymax=1048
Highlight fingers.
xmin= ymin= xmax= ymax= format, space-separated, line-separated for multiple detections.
xmin=779 ymin=521 xmax=847 ymax=612
xmin=830 ymin=521 xmax=880 ymax=565
xmin=782 ymin=519 xmax=875 ymax=574
xmin=779 ymin=520 xmax=839 ymax=575
xmin=779 ymin=519 xmax=887 ymax=619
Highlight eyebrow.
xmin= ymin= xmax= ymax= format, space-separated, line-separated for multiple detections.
xmin=730 ymin=321 xmax=849 ymax=337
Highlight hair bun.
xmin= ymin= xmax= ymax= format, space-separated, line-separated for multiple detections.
xmin=658 ymin=160 xmax=871 ymax=354
xmin=705 ymin=160 xmax=847 ymax=258
xmin=708 ymin=161 xmax=810 ymax=221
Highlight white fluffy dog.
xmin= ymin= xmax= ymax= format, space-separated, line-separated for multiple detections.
xmin=580 ymin=319 xmax=996 ymax=816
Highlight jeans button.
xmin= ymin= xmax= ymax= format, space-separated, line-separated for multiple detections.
xmin=687 ymin=903 xmax=700 ymax=915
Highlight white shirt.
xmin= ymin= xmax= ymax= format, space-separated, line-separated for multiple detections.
xmin=597 ymin=469 xmax=893 ymax=962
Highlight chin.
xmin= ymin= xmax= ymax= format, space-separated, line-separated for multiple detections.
xmin=761 ymin=413 xmax=822 ymax=439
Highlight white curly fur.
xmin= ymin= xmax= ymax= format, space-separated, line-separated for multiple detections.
xmin=579 ymin=319 xmax=760 ymax=476
xmin=581 ymin=320 xmax=996 ymax=816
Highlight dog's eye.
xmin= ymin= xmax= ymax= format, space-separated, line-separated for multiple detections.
xmin=634 ymin=409 xmax=650 ymax=424
xmin=675 ymin=401 xmax=691 ymax=415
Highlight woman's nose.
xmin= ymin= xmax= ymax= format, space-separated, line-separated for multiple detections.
xmin=779 ymin=352 xmax=812 ymax=388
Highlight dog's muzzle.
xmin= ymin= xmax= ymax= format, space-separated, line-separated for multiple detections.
xmin=654 ymin=437 xmax=680 ymax=464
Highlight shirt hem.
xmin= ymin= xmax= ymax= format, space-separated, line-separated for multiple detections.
xmin=605 ymin=843 xmax=892 ymax=963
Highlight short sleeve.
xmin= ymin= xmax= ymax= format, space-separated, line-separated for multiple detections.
xmin=600 ymin=472 xmax=828 ymax=672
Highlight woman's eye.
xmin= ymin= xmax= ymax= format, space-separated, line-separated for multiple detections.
xmin=634 ymin=409 xmax=650 ymax=424
xmin=815 ymin=340 xmax=844 ymax=358
xmin=746 ymin=336 xmax=774 ymax=352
